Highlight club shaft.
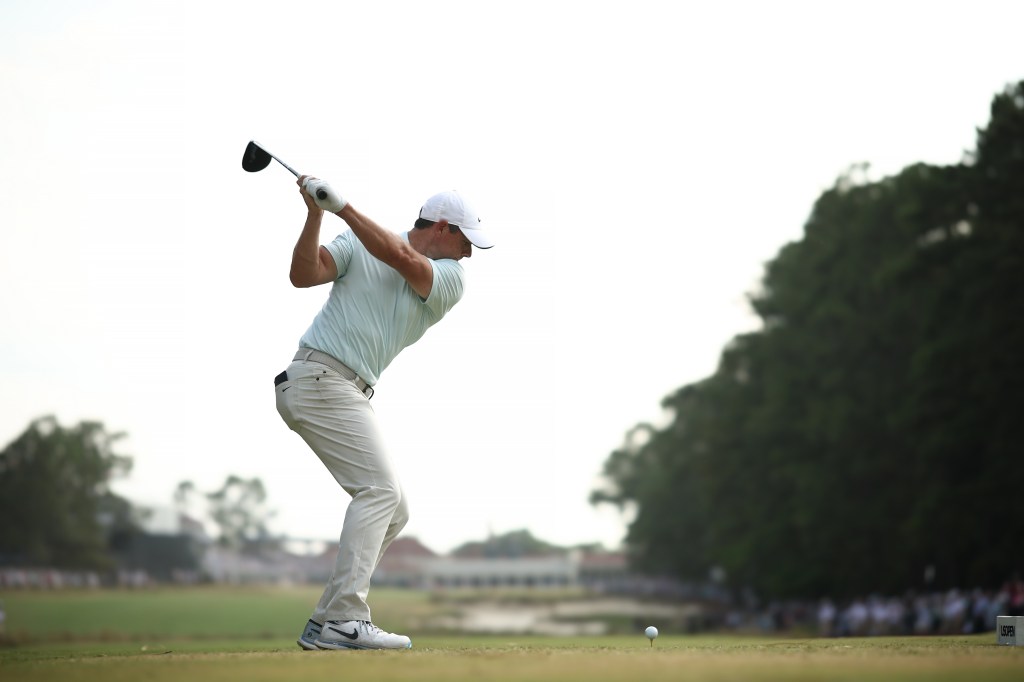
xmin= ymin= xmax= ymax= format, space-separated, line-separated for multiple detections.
xmin=276 ymin=155 xmax=328 ymax=200
xmin=268 ymin=152 xmax=325 ymax=201
xmin=271 ymin=154 xmax=300 ymax=178
xmin=247 ymin=141 xmax=327 ymax=200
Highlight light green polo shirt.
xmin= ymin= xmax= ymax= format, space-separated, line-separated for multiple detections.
xmin=297 ymin=230 xmax=464 ymax=386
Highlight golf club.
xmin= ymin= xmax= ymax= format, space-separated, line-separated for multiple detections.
xmin=242 ymin=140 xmax=327 ymax=200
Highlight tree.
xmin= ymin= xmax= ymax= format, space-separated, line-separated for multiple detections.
xmin=593 ymin=81 xmax=1024 ymax=599
xmin=451 ymin=529 xmax=563 ymax=558
xmin=0 ymin=416 xmax=136 ymax=569
xmin=176 ymin=476 xmax=278 ymax=552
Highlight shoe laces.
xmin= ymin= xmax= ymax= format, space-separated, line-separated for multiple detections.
xmin=360 ymin=621 xmax=386 ymax=635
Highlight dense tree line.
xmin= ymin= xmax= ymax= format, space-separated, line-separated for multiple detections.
xmin=593 ymin=82 xmax=1024 ymax=600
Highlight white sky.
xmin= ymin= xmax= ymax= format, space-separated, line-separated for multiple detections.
xmin=1 ymin=0 xmax=1020 ymax=554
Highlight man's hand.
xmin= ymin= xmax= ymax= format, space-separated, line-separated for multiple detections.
xmin=300 ymin=176 xmax=347 ymax=213
xmin=297 ymin=177 xmax=322 ymax=213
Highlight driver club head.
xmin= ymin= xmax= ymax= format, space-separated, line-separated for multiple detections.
xmin=241 ymin=140 xmax=273 ymax=173
xmin=241 ymin=140 xmax=327 ymax=200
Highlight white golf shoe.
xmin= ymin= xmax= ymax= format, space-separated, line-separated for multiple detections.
xmin=314 ymin=620 xmax=413 ymax=650
xmin=297 ymin=619 xmax=322 ymax=650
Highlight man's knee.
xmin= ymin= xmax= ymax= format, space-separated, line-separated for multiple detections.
xmin=391 ymin=494 xmax=410 ymax=531
xmin=354 ymin=483 xmax=402 ymax=513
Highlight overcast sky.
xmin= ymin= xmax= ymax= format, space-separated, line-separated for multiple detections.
xmin=1 ymin=0 xmax=1020 ymax=554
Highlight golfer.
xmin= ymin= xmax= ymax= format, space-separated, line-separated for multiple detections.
xmin=275 ymin=176 xmax=493 ymax=650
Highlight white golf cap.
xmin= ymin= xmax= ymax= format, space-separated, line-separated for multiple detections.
xmin=419 ymin=190 xmax=494 ymax=249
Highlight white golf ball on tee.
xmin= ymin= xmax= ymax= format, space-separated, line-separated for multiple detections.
xmin=645 ymin=625 xmax=659 ymax=640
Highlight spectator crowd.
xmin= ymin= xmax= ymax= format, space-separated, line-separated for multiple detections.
xmin=814 ymin=583 xmax=1022 ymax=637
xmin=718 ymin=578 xmax=1024 ymax=637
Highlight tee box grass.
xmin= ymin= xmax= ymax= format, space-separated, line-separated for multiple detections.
xmin=1 ymin=586 xmax=1021 ymax=682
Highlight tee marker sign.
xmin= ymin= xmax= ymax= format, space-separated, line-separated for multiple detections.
xmin=996 ymin=616 xmax=1023 ymax=646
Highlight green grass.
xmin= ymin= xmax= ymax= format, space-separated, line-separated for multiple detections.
xmin=4 ymin=635 xmax=1023 ymax=682
xmin=1 ymin=588 xmax=1022 ymax=681
xmin=0 ymin=585 xmax=433 ymax=641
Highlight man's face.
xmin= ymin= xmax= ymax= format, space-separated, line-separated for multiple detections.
xmin=440 ymin=223 xmax=473 ymax=260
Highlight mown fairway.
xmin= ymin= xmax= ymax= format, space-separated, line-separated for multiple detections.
xmin=1 ymin=587 xmax=1021 ymax=681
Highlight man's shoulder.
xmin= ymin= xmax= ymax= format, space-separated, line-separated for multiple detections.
xmin=431 ymin=257 xmax=465 ymax=279
xmin=325 ymin=230 xmax=357 ymax=256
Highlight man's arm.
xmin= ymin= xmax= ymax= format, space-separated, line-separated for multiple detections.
xmin=297 ymin=175 xmax=433 ymax=298
xmin=334 ymin=203 xmax=434 ymax=298
xmin=289 ymin=184 xmax=338 ymax=288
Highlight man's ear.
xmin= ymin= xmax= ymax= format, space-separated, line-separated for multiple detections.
xmin=435 ymin=219 xmax=450 ymax=234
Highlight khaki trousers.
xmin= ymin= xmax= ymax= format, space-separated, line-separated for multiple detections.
xmin=275 ymin=357 xmax=408 ymax=623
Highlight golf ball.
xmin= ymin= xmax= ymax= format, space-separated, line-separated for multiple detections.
xmin=645 ymin=626 xmax=659 ymax=640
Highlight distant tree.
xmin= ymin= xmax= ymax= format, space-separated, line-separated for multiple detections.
xmin=176 ymin=476 xmax=278 ymax=552
xmin=172 ymin=480 xmax=200 ymax=524
xmin=0 ymin=416 xmax=136 ymax=569
xmin=451 ymin=529 xmax=563 ymax=558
